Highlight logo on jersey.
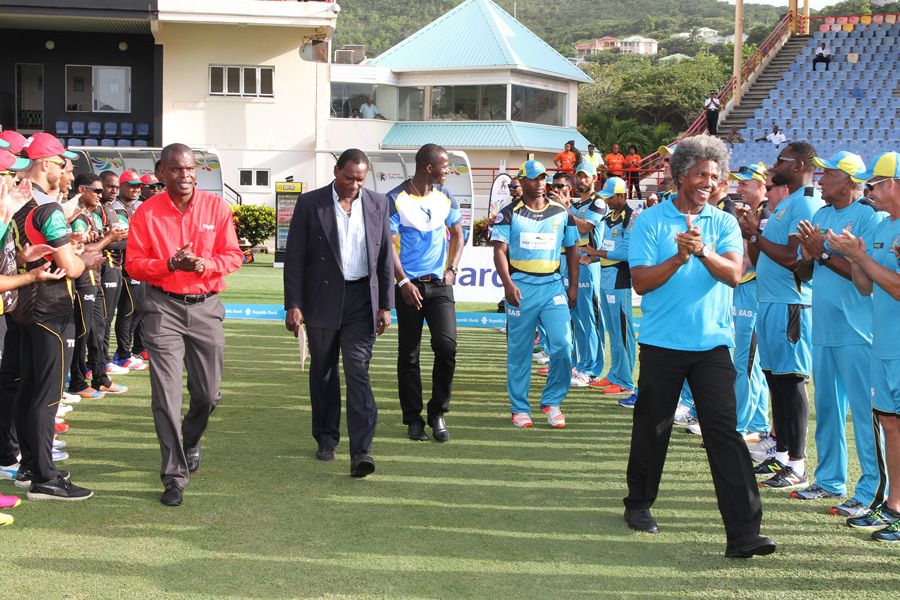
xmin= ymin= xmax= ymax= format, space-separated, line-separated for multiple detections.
xmin=200 ymin=223 xmax=215 ymax=232
xmin=494 ymin=212 xmax=504 ymax=224
xmin=775 ymin=209 xmax=786 ymax=221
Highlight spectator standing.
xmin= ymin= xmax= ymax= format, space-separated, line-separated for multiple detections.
xmin=359 ymin=96 xmax=380 ymax=119
xmin=624 ymin=145 xmax=642 ymax=200
xmin=585 ymin=144 xmax=605 ymax=172
xmin=605 ymin=144 xmax=626 ymax=179
xmin=704 ymin=92 xmax=722 ymax=135
xmin=554 ymin=142 xmax=577 ymax=174
xmin=813 ymin=43 xmax=832 ymax=71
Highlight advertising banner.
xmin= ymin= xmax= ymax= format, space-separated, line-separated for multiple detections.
xmin=274 ymin=181 xmax=306 ymax=265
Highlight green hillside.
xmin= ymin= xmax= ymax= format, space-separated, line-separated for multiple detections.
xmin=334 ymin=0 xmax=784 ymax=58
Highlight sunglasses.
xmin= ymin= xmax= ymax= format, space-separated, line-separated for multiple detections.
xmin=509 ymin=184 xmax=519 ymax=189
xmin=553 ymin=183 xmax=569 ymax=189
xmin=774 ymin=156 xmax=798 ymax=164
xmin=45 ymin=157 xmax=66 ymax=167
xmin=82 ymin=186 xmax=103 ymax=194
xmin=865 ymin=177 xmax=895 ymax=192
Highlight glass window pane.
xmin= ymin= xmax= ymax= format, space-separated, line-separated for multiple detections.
xmin=330 ymin=82 xmax=375 ymax=118
xmin=255 ymin=170 xmax=269 ymax=187
xmin=511 ymin=85 xmax=565 ymax=127
xmin=226 ymin=67 xmax=241 ymax=95
xmin=243 ymin=67 xmax=257 ymax=96
xmin=479 ymin=85 xmax=507 ymax=120
xmin=93 ymin=66 xmax=130 ymax=112
xmin=398 ymin=87 xmax=424 ymax=121
xmin=239 ymin=170 xmax=253 ymax=186
xmin=65 ymin=65 xmax=92 ymax=112
xmin=210 ymin=66 xmax=224 ymax=95
xmin=260 ymin=68 xmax=274 ymax=96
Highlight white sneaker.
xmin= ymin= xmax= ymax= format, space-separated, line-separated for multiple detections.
xmin=536 ymin=353 xmax=551 ymax=365
xmin=0 ymin=463 xmax=17 ymax=480
xmin=541 ymin=405 xmax=566 ymax=428
xmin=53 ymin=438 xmax=67 ymax=450
xmin=748 ymin=435 xmax=777 ymax=463
xmin=105 ymin=362 xmax=129 ymax=375
xmin=570 ymin=369 xmax=588 ymax=387
xmin=532 ymin=350 xmax=549 ymax=363
xmin=674 ymin=403 xmax=692 ymax=425
xmin=62 ymin=391 xmax=81 ymax=404
xmin=511 ymin=412 xmax=533 ymax=428
xmin=52 ymin=450 xmax=69 ymax=462
xmin=685 ymin=416 xmax=701 ymax=435
xmin=56 ymin=404 xmax=74 ymax=417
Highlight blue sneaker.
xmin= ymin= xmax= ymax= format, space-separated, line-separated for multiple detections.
xmin=618 ymin=393 xmax=637 ymax=408
xmin=0 ymin=463 xmax=18 ymax=480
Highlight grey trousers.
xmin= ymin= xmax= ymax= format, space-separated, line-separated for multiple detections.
xmin=142 ymin=286 xmax=225 ymax=488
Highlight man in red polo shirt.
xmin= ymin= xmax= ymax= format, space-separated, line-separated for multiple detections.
xmin=126 ymin=143 xmax=242 ymax=506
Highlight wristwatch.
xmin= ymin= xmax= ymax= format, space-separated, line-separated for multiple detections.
xmin=749 ymin=234 xmax=759 ymax=245
xmin=694 ymin=244 xmax=709 ymax=259
xmin=818 ymin=251 xmax=831 ymax=265
xmin=447 ymin=265 xmax=458 ymax=275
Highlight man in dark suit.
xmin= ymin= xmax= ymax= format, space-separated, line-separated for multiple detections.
xmin=283 ymin=148 xmax=394 ymax=478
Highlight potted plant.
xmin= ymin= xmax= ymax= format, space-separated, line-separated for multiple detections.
xmin=232 ymin=204 xmax=276 ymax=264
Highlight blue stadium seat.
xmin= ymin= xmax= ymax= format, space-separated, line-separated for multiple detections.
xmin=84 ymin=138 xmax=99 ymax=146
xmin=87 ymin=121 xmax=101 ymax=136
xmin=55 ymin=121 xmax=69 ymax=136
xmin=120 ymin=122 xmax=134 ymax=137
xmin=116 ymin=139 xmax=132 ymax=146
xmin=136 ymin=123 xmax=150 ymax=137
xmin=100 ymin=139 xmax=115 ymax=147
xmin=71 ymin=121 xmax=85 ymax=136
xmin=66 ymin=138 xmax=82 ymax=147
xmin=103 ymin=122 xmax=117 ymax=137
xmin=133 ymin=139 xmax=149 ymax=147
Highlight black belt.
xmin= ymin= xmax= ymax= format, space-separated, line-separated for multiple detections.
xmin=153 ymin=286 xmax=216 ymax=304
xmin=414 ymin=274 xmax=440 ymax=283
xmin=345 ymin=277 xmax=369 ymax=286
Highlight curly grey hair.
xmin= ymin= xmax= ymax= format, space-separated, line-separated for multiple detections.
xmin=669 ymin=135 xmax=731 ymax=185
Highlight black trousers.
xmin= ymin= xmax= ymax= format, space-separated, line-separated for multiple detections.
xmin=0 ymin=316 xmax=20 ymax=466
xmin=100 ymin=265 xmax=122 ymax=365
xmin=626 ymin=171 xmax=642 ymax=200
xmin=706 ymin=109 xmax=719 ymax=135
xmin=395 ymin=280 xmax=457 ymax=425
xmin=68 ymin=285 xmax=97 ymax=393
xmin=813 ymin=55 xmax=831 ymax=71
xmin=625 ymin=344 xmax=762 ymax=542
xmin=115 ymin=273 xmax=141 ymax=360
xmin=16 ymin=314 xmax=75 ymax=483
xmin=306 ymin=280 xmax=377 ymax=456
xmin=88 ymin=280 xmax=113 ymax=389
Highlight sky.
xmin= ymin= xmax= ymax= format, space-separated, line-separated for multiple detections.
xmin=728 ymin=1 xmax=846 ymax=8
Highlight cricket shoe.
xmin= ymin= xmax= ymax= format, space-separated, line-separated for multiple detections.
xmin=536 ymin=367 xmax=549 ymax=376
xmin=760 ymin=466 xmax=809 ymax=491
xmin=115 ymin=356 xmax=148 ymax=371
xmin=600 ymin=384 xmax=633 ymax=395
xmin=99 ymin=383 xmax=128 ymax=395
xmin=56 ymin=404 xmax=73 ymax=418
xmin=674 ymin=403 xmax=693 ymax=425
xmin=532 ymin=350 xmax=549 ymax=363
xmin=588 ymin=377 xmax=612 ymax=389
xmin=0 ymin=463 xmax=17 ymax=480
xmin=829 ymin=498 xmax=870 ymax=519
xmin=618 ymin=393 xmax=637 ymax=408
xmin=846 ymin=504 xmax=900 ymax=531
xmin=52 ymin=450 xmax=69 ymax=462
xmin=791 ymin=484 xmax=845 ymax=501
xmin=76 ymin=387 xmax=105 ymax=400
xmin=541 ymin=406 xmax=566 ymax=428
xmin=105 ymin=362 xmax=129 ymax=375
xmin=54 ymin=421 xmax=69 ymax=434
xmin=0 ymin=513 xmax=12 ymax=526
xmin=0 ymin=494 xmax=21 ymax=510
xmin=53 ymin=438 xmax=67 ymax=450
xmin=872 ymin=520 xmax=900 ymax=543
xmin=748 ymin=435 xmax=777 ymax=463
xmin=62 ymin=391 xmax=81 ymax=404
xmin=753 ymin=457 xmax=785 ymax=477
xmin=570 ymin=369 xmax=589 ymax=387
xmin=511 ymin=413 xmax=533 ymax=428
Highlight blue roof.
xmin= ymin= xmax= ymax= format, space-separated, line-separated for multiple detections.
xmin=381 ymin=122 xmax=592 ymax=152
xmin=368 ymin=0 xmax=592 ymax=84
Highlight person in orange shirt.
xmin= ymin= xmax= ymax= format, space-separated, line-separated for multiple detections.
xmin=624 ymin=145 xmax=642 ymax=200
xmin=554 ymin=141 xmax=577 ymax=173
xmin=605 ymin=144 xmax=626 ymax=179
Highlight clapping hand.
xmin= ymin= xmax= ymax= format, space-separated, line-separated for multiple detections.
xmin=18 ymin=243 xmax=55 ymax=265
xmin=797 ymin=220 xmax=826 ymax=260
xmin=825 ymin=228 xmax=865 ymax=261
xmin=170 ymin=243 xmax=205 ymax=273
xmin=60 ymin=193 xmax=84 ymax=223
xmin=27 ymin=263 xmax=66 ymax=283
xmin=0 ymin=179 xmax=32 ymax=225
xmin=735 ymin=205 xmax=760 ymax=240
xmin=674 ymin=214 xmax=703 ymax=262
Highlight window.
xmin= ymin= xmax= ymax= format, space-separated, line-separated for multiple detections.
xmin=210 ymin=65 xmax=274 ymax=98
xmin=239 ymin=169 xmax=271 ymax=189
xmin=511 ymin=85 xmax=566 ymax=127
xmin=429 ymin=85 xmax=507 ymax=121
xmin=65 ymin=65 xmax=131 ymax=113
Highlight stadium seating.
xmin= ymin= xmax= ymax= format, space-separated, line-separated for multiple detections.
xmin=730 ymin=20 xmax=899 ymax=169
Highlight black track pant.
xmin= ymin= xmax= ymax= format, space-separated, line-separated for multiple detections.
xmin=0 ymin=316 xmax=21 ymax=465
xmin=764 ymin=371 xmax=809 ymax=459
xmin=68 ymin=285 xmax=97 ymax=393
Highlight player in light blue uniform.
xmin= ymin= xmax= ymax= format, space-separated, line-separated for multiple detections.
xmin=492 ymin=160 xmax=579 ymax=429
xmin=791 ymin=152 xmax=887 ymax=515
xmin=738 ymin=141 xmax=824 ymax=492
xmin=581 ymin=177 xmax=636 ymax=399
xmin=829 ymin=151 xmax=900 ymax=541
xmin=565 ymin=162 xmax=607 ymax=381
xmin=729 ymin=164 xmax=771 ymax=438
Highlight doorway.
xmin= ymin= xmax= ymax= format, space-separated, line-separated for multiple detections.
xmin=16 ymin=63 xmax=44 ymax=133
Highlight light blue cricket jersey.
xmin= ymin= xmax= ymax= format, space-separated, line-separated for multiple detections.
xmin=569 ymin=193 xmax=607 ymax=249
xmin=756 ymin=185 xmax=825 ymax=304
xmin=811 ymin=199 xmax=885 ymax=346
xmin=388 ymin=183 xmax=462 ymax=279
xmin=628 ymin=201 xmax=744 ymax=351
xmin=491 ymin=199 xmax=579 ymax=285
xmin=868 ymin=216 xmax=900 ymax=359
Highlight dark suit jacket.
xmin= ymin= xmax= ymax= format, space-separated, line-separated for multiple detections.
xmin=283 ymin=183 xmax=394 ymax=332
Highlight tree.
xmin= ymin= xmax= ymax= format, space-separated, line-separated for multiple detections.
xmin=577 ymin=62 xmax=624 ymax=114
xmin=232 ymin=204 xmax=276 ymax=248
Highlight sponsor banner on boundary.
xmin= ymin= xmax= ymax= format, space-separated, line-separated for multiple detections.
xmin=225 ymin=304 xmax=509 ymax=329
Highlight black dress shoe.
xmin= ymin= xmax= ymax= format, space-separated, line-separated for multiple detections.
xmin=430 ymin=416 xmax=450 ymax=443
xmin=408 ymin=422 xmax=429 ymax=441
xmin=725 ymin=535 xmax=777 ymax=558
xmin=161 ymin=482 xmax=183 ymax=506
xmin=624 ymin=508 xmax=658 ymax=534
xmin=184 ymin=444 xmax=201 ymax=472
xmin=350 ymin=453 xmax=376 ymax=478
xmin=315 ymin=444 xmax=335 ymax=461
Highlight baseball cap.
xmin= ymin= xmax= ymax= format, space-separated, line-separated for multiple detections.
xmin=812 ymin=151 xmax=867 ymax=183
xmin=854 ymin=151 xmax=900 ymax=181
xmin=140 ymin=173 xmax=161 ymax=186
xmin=22 ymin=132 xmax=78 ymax=160
xmin=0 ymin=149 xmax=31 ymax=172
xmin=575 ymin=161 xmax=597 ymax=177
xmin=729 ymin=162 xmax=768 ymax=183
xmin=517 ymin=160 xmax=548 ymax=180
xmin=0 ymin=131 xmax=27 ymax=155
xmin=658 ymin=143 xmax=677 ymax=157
xmin=598 ymin=177 xmax=627 ymax=198
xmin=119 ymin=170 xmax=143 ymax=186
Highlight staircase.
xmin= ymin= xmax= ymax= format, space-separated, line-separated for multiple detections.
xmin=717 ymin=34 xmax=812 ymax=136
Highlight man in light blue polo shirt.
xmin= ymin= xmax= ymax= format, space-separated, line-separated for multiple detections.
xmin=737 ymin=141 xmax=824 ymax=492
xmin=791 ymin=151 xmax=887 ymax=518
xmin=828 ymin=151 xmax=900 ymax=542
xmin=388 ymin=144 xmax=464 ymax=443
xmin=623 ymin=135 xmax=775 ymax=558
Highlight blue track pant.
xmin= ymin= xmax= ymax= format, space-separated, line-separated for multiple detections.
xmin=734 ymin=281 xmax=770 ymax=434
xmin=599 ymin=286 xmax=635 ymax=390
xmin=505 ymin=279 xmax=573 ymax=414
xmin=812 ymin=343 xmax=888 ymax=507
xmin=562 ymin=260 xmax=603 ymax=376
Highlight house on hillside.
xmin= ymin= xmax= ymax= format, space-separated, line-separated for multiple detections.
xmin=0 ymin=0 xmax=340 ymax=206
xmin=326 ymin=0 xmax=594 ymax=219
xmin=575 ymin=36 xmax=619 ymax=57
xmin=619 ymin=36 xmax=659 ymax=56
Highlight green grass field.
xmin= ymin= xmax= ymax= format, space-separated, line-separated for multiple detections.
xmin=0 ymin=257 xmax=896 ymax=599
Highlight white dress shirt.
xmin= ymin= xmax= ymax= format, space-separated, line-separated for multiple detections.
xmin=766 ymin=131 xmax=787 ymax=146
xmin=705 ymin=97 xmax=721 ymax=111
xmin=359 ymin=103 xmax=379 ymax=119
xmin=332 ymin=185 xmax=369 ymax=281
